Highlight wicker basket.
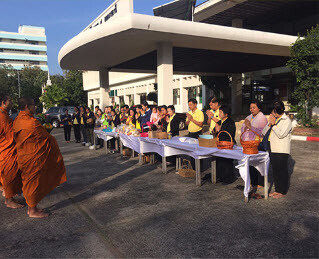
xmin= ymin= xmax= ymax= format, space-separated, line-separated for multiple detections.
xmin=198 ymin=138 xmax=217 ymax=148
xmin=148 ymin=131 xmax=158 ymax=139
xmin=122 ymin=148 xmax=132 ymax=157
xmin=157 ymin=132 xmax=168 ymax=139
xmin=148 ymin=131 xmax=168 ymax=139
xmin=240 ymin=129 xmax=261 ymax=154
xmin=178 ymin=159 xmax=196 ymax=178
xmin=217 ymin=131 xmax=234 ymax=150
xmin=143 ymin=154 xmax=150 ymax=163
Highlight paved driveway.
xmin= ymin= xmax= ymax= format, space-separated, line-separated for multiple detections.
xmin=0 ymin=129 xmax=318 ymax=258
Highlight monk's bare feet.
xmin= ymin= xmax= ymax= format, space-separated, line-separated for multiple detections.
xmin=28 ymin=207 xmax=49 ymax=218
xmin=272 ymin=193 xmax=285 ymax=199
xmin=5 ymin=198 xmax=25 ymax=209
xmin=269 ymin=192 xmax=281 ymax=197
xmin=2 ymin=190 xmax=5 ymax=197
xmin=27 ymin=207 xmax=44 ymax=214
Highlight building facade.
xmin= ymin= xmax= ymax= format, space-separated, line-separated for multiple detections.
xmin=0 ymin=25 xmax=48 ymax=71
xmin=194 ymin=0 xmax=319 ymax=114
xmin=83 ymin=71 xmax=206 ymax=113
xmin=60 ymin=0 xmax=312 ymax=115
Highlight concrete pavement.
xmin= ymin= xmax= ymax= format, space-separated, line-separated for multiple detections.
xmin=0 ymin=128 xmax=318 ymax=258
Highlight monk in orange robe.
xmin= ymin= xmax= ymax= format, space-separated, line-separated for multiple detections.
xmin=0 ymin=95 xmax=23 ymax=208
xmin=13 ymin=98 xmax=67 ymax=218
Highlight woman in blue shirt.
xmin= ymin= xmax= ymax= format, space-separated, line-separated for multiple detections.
xmin=61 ymin=109 xmax=72 ymax=142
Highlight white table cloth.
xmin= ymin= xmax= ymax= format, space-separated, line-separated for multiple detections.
xmin=119 ymin=134 xmax=141 ymax=153
xmin=141 ymin=137 xmax=269 ymax=197
xmin=94 ymin=130 xmax=118 ymax=141
xmin=120 ymin=135 xmax=270 ymax=198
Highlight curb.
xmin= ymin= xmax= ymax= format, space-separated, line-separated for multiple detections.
xmin=292 ymin=135 xmax=319 ymax=142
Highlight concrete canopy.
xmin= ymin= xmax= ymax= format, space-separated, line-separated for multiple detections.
xmin=58 ymin=13 xmax=297 ymax=74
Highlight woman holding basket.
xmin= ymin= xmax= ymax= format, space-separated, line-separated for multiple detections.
xmin=241 ymin=101 xmax=268 ymax=198
xmin=215 ymin=105 xmax=236 ymax=184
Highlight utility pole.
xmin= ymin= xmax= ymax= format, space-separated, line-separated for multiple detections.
xmin=17 ymin=70 xmax=21 ymax=98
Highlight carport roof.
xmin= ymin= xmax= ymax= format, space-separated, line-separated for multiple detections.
xmin=58 ymin=13 xmax=297 ymax=73
xmin=113 ymin=47 xmax=289 ymax=74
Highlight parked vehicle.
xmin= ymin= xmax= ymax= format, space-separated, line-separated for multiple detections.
xmin=45 ymin=106 xmax=74 ymax=128
xmin=10 ymin=112 xmax=42 ymax=123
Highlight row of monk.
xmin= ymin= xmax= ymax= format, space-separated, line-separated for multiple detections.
xmin=0 ymin=95 xmax=66 ymax=218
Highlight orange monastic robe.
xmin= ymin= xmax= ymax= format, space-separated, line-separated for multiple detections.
xmin=0 ymin=107 xmax=22 ymax=198
xmin=13 ymin=110 xmax=67 ymax=207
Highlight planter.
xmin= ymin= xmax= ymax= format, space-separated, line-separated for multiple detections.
xmin=292 ymin=127 xmax=319 ymax=136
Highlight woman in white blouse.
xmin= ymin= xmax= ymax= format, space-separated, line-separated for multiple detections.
xmin=262 ymin=100 xmax=292 ymax=199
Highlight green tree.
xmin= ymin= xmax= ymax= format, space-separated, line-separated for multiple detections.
xmin=62 ymin=70 xmax=87 ymax=106
xmin=40 ymin=83 xmax=69 ymax=109
xmin=0 ymin=65 xmax=18 ymax=101
xmin=286 ymin=26 xmax=319 ymax=127
xmin=0 ymin=65 xmax=47 ymax=111
xmin=19 ymin=66 xmax=47 ymax=111
xmin=51 ymin=74 xmax=64 ymax=86
xmin=40 ymin=70 xmax=87 ymax=109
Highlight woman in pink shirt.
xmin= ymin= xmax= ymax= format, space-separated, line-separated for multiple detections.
xmin=241 ymin=101 xmax=268 ymax=141
xmin=241 ymin=101 xmax=268 ymax=198
xmin=150 ymin=106 xmax=160 ymax=125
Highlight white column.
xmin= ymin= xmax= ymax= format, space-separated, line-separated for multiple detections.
xmin=99 ymin=68 xmax=111 ymax=108
xmin=180 ymin=78 xmax=189 ymax=113
xmin=196 ymin=86 xmax=200 ymax=104
xmin=231 ymin=19 xmax=243 ymax=115
xmin=115 ymin=96 xmax=120 ymax=105
xmin=134 ymin=86 xmax=140 ymax=104
xmin=124 ymin=95 xmax=129 ymax=105
xmin=123 ymin=87 xmax=128 ymax=105
xmin=157 ymin=42 xmax=173 ymax=105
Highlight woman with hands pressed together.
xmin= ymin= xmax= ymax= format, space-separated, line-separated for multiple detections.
xmin=262 ymin=100 xmax=292 ymax=199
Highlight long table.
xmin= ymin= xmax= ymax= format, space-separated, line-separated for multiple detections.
xmin=138 ymin=136 xmax=269 ymax=200
xmin=93 ymin=130 xmax=119 ymax=154
xmin=95 ymin=131 xmax=270 ymax=201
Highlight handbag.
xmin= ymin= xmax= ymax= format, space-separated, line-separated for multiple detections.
xmin=259 ymin=119 xmax=282 ymax=152
xmin=258 ymin=127 xmax=272 ymax=152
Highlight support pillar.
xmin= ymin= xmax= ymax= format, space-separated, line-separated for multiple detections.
xmin=157 ymin=42 xmax=173 ymax=105
xmin=134 ymin=92 xmax=140 ymax=105
xmin=231 ymin=18 xmax=243 ymax=115
xmin=99 ymin=68 xmax=111 ymax=108
xmin=115 ymin=96 xmax=120 ymax=106
xmin=124 ymin=95 xmax=129 ymax=105
xmin=180 ymin=79 xmax=188 ymax=113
